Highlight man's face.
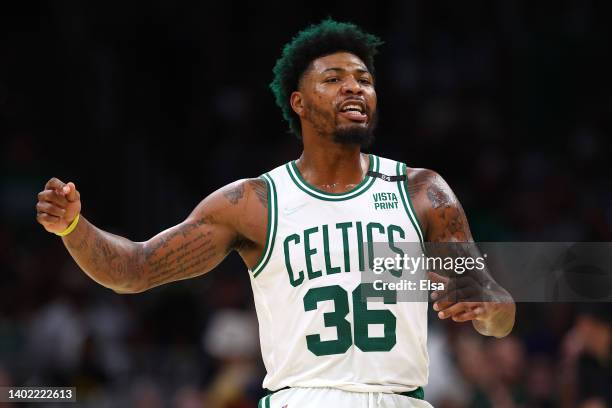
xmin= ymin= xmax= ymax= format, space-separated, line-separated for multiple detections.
xmin=293 ymin=52 xmax=378 ymax=146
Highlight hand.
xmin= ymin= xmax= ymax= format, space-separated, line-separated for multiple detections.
xmin=36 ymin=177 xmax=81 ymax=234
xmin=429 ymin=271 xmax=515 ymax=337
xmin=429 ymin=271 xmax=489 ymax=322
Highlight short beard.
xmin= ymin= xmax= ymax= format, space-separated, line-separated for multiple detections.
xmin=332 ymin=113 xmax=377 ymax=148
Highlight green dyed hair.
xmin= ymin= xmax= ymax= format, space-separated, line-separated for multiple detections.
xmin=270 ymin=19 xmax=383 ymax=138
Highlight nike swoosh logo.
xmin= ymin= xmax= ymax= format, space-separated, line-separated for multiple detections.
xmin=283 ymin=202 xmax=309 ymax=215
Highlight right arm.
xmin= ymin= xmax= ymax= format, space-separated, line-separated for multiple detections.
xmin=36 ymin=177 xmax=266 ymax=293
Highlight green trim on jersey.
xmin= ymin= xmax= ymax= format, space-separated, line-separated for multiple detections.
xmin=401 ymin=163 xmax=425 ymax=240
xmin=258 ymin=395 xmax=271 ymax=408
xmin=396 ymin=162 xmax=425 ymax=246
xmin=259 ymin=387 xmax=424 ymax=403
xmin=251 ymin=173 xmax=278 ymax=278
xmin=400 ymin=386 xmax=425 ymax=400
xmin=286 ymin=154 xmax=379 ymax=201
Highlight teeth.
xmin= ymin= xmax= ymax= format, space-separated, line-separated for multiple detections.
xmin=341 ymin=104 xmax=364 ymax=113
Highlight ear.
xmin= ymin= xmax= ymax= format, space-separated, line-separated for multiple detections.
xmin=290 ymin=91 xmax=305 ymax=117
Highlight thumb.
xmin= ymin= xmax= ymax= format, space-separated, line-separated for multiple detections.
xmin=64 ymin=182 xmax=79 ymax=202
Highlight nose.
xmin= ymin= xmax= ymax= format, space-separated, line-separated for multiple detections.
xmin=340 ymin=76 xmax=363 ymax=95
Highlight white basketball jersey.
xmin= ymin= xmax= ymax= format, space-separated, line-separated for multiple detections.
xmin=249 ymin=154 xmax=428 ymax=394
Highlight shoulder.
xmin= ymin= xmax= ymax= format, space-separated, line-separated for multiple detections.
xmin=220 ymin=178 xmax=268 ymax=207
xmin=186 ymin=178 xmax=269 ymax=250
xmin=226 ymin=178 xmax=269 ymax=246
xmin=405 ymin=167 xmax=457 ymax=209
xmin=405 ymin=167 xmax=438 ymax=188
xmin=188 ymin=178 xmax=268 ymax=228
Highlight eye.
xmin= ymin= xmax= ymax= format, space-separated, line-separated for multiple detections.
xmin=359 ymin=77 xmax=372 ymax=85
xmin=324 ymin=77 xmax=339 ymax=83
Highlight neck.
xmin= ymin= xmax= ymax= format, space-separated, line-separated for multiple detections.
xmin=296 ymin=135 xmax=368 ymax=193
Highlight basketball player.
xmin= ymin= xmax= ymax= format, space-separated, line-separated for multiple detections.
xmin=36 ymin=20 xmax=515 ymax=408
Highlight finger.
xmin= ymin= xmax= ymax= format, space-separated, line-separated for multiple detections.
xmin=36 ymin=201 xmax=66 ymax=218
xmin=45 ymin=177 xmax=66 ymax=191
xmin=64 ymin=182 xmax=79 ymax=202
xmin=435 ymin=286 xmax=478 ymax=306
xmin=38 ymin=190 xmax=69 ymax=207
xmin=432 ymin=274 xmax=481 ymax=302
xmin=437 ymin=302 xmax=471 ymax=319
xmin=454 ymin=304 xmax=485 ymax=322
xmin=452 ymin=309 xmax=479 ymax=322
xmin=433 ymin=298 xmax=453 ymax=311
xmin=36 ymin=212 xmax=60 ymax=225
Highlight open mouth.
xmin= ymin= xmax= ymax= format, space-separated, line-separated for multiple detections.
xmin=338 ymin=100 xmax=368 ymax=123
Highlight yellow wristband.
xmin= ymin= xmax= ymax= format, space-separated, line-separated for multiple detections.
xmin=55 ymin=213 xmax=80 ymax=237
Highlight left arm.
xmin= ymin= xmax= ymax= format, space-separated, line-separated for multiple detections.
xmin=407 ymin=168 xmax=515 ymax=338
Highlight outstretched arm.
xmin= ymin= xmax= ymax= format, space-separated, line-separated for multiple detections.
xmin=407 ymin=169 xmax=516 ymax=338
xmin=36 ymin=177 xmax=267 ymax=293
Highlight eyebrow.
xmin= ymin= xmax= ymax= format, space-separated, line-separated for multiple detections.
xmin=321 ymin=67 xmax=371 ymax=75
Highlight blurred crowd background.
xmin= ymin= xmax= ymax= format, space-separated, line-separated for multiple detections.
xmin=1 ymin=1 xmax=611 ymax=407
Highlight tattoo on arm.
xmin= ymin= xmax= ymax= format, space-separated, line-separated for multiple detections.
xmin=65 ymin=221 xmax=90 ymax=252
xmin=225 ymin=178 xmax=268 ymax=253
xmin=66 ymin=178 xmax=265 ymax=292
xmin=425 ymin=175 xmax=472 ymax=242
xmin=143 ymin=216 xmax=221 ymax=287
xmin=249 ymin=179 xmax=268 ymax=209
xmin=427 ymin=184 xmax=450 ymax=209
xmin=407 ymin=179 xmax=426 ymax=198
xmin=419 ymin=171 xmax=514 ymax=336
xmin=223 ymin=179 xmax=268 ymax=209
xmin=223 ymin=183 xmax=245 ymax=204
xmin=143 ymin=216 xmax=212 ymax=258
xmin=64 ymin=220 xmax=144 ymax=291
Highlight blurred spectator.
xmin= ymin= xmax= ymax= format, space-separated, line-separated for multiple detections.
xmin=202 ymin=309 xmax=261 ymax=408
xmin=425 ymin=326 xmax=470 ymax=407
xmin=561 ymin=305 xmax=612 ymax=408
xmin=131 ymin=378 xmax=164 ymax=408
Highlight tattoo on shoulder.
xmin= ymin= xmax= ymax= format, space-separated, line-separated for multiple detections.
xmin=424 ymin=175 xmax=471 ymax=242
xmin=427 ymin=183 xmax=451 ymax=209
xmin=223 ymin=183 xmax=245 ymax=205
xmin=407 ymin=178 xmax=427 ymax=198
xmin=248 ymin=178 xmax=268 ymax=209
xmin=405 ymin=168 xmax=431 ymax=199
